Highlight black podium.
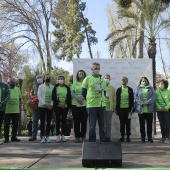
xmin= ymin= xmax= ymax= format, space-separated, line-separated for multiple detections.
xmin=82 ymin=142 xmax=122 ymax=168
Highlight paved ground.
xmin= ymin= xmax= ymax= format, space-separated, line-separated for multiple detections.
xmin=0 ymin=129 xmax=170 ymax=169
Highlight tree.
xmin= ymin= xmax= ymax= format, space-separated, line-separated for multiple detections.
xmin=52 ymin=0 xmax=98 ymax=60
xmin=105 ymin=0 xmax=170 ymax=88
xmin=0 ymin=42 xmax=27 ymax=82
xmin=106 ymin=4 xmax=135 ymax=58
xmin=0 ymin=0 xmax=54 ymax=73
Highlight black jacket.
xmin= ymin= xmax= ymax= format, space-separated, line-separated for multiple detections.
xmin=52 ymin=84 xmax=71 ymax=110
xmin=116 ymin=86 xmax=134 ymax=112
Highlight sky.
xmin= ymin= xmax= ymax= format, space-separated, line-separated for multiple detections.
xmin=55 ymin=0 xmax=114 ymax=74
xmin=52 ymin=0 xmax=168 ymax=76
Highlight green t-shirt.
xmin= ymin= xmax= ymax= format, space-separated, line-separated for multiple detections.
xmin=82 ymin=75 xmax=106 ymax=108
xmin=120 ymin=88 xmax=129 ymax=108
xmin=142 ymin=88 xmax=149 ymax=113
xmin=5 ymin=87 xmax=21 ymax=114
xmin=156 ymin=89 xmax=170 ymax=111
xmin=57 ymin=86 xmax=67 ymax=108
xmin=39 ymin=85 xmax=52 ymax=108
xmin=71 ymin=81 xmax=86 ymax=106
xmin=105 ymin=86 xmax=110 ymax=111
xmin=45 ymin=86 xmax=51 ymax=105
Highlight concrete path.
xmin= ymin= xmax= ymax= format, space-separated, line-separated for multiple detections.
xmin=0 ymin=131 xmax=170 ymax=169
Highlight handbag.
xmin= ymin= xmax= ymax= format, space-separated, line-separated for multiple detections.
xmin=159 ymin=91 xmax=170 ymax=111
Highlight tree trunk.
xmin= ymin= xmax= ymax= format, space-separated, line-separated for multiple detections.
xmin=85 ymin=28 xmax=93 ymax=59
xmin=136 ymin=12 xmax=144 ymax=58
xmin=148 ymin=38 xmax=156 ymax=89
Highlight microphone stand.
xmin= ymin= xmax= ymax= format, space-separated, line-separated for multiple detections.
xmin=99 ymin=75 xmax=103 ymax=109
xmin=99 ymin=74 xmax=105 ymax=142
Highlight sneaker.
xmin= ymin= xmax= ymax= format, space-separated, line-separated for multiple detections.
xmin=29 ymin=137 xmax=37 ymax=141
xmin=74 ymin=138 xmax=80 ymax=143
xmin=41 ymin=137 xmax=46 ymax=143
xmin=158 ymin=138 xmax=165 ymax=143
xmin=126 ymin=137 xmax=131 ymax=142
xmin=106 ymin=138 xmax=111 ymax=142
xmin=82 ymin=137 xmax=86 ymax=142
xmin=4 ymin=139 xmax=9 ymax=143
xmin=56 ymin=135 xmax=61 ymax=143
xmin=141 ymin=138 xmax=145 ymax=143
xmin=11 ymin=137 xmax=21 ymax=142
xmin=46 ymin=137 xmax=51 ymax=143
xmin=119 ymin=137 xmax=124 ymax=142
xmin=61 ymin=135 xmax=66 ymax=142
xmin=164 ymin=138 xmax=169 ymax=144
xmin=148 ymin=139 xmax=153 ymax=143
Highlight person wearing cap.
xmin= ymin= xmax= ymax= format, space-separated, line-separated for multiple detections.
xmin=134 ymin=77 xmax=155 ymax=143
xmin=38 ymin=74 xmax=54 ymax=143
xmin=29 ymin=74 xmax=44 ymax=141
xmin=104 ymin=74 xmax=116 ymax=142
xmin=3 ymin=78 xmax=21 ymax=143
xmin=82 ymin=62 xmax=106 ymax=142
xmin=116 ymin=76 xmax=134 ymax=142
xmin=52 ymin=75 xmax=71 ymax=143
xmin=71 ymin=70 xmax=88 ymax=143
xmin=0 ymin=74 xmax=10 ymax=144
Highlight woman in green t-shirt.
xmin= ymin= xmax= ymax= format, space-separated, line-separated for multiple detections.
xmin=134 ymin=77 xmax=155 ymax=143
xmin=116 ymin=76 xmax=134 ymax=142
xmin=38 ymin=74 xmax=54 ymax=143
xmin=71 ymin=70 xmax=88 ymax=143
xmin=52 ymin=75 xmax=71 ymax=143
xmin=156 ymin=79 xmax=170 ymax=144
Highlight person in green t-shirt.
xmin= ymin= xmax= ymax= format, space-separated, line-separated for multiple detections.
xmin=156 ymin=79 xmax=170 ymax=144
xmin=104 ymin=74 xmax=116 ymax=142
xmin=71 ymin=70 xmax=88 ymax=143
xmin=0 ymin=74 xmax=10 ymax=142
xmin=116 ymin=76 xmax=134 ymax=143
xmin=38 ymin=74 xmax=54 ymax=143
xmin=82 ymin=62 xmax=106 ymax=142
xmin=3 ymin=78 xmax=21 ymax=143
xmin=134 ymin=77 xmax=155 ymax=143
xmin=52 ymin=75 xmax=71 ymax=143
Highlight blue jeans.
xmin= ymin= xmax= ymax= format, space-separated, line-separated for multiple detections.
xmin=32 ymin=108 xmax=40 ymax=138
xmin=87 ymin=107 xmax=106 ymax=142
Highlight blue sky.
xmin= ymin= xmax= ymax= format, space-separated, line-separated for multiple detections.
xmin=80 ymin=0 xmax=113 ymax=59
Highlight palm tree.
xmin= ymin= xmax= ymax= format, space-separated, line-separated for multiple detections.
xmin=105 ymin=0 xmax=170 ymax=89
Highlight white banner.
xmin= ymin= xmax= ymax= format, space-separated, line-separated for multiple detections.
xmin=73 ymin=58 xmax=153 ymax=90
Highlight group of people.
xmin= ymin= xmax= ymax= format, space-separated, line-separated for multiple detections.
xmin=0 ymin=62 xmax=170 ymax=144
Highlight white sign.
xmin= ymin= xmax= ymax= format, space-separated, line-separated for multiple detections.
xmin=73 ymin=58 xmax=153 ymax=90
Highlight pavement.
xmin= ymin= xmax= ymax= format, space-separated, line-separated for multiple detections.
xmin=0 ymin=129 xmax=170 ymax=170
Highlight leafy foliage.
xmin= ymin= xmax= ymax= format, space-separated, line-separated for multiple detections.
xmin=52 ymin=0 xmax=98 ymax=60
xmin=106 ymin=0 xmax=170 ymax=58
